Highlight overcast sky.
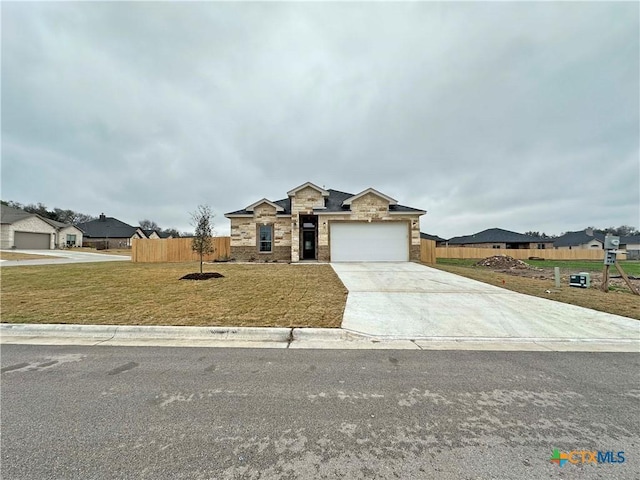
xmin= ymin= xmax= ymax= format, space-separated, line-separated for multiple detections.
xmin=2 ymin=2 xmax=638 ymax=237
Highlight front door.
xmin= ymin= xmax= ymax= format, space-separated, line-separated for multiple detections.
xmin=302 ymin=230 xmax=316 ymax=260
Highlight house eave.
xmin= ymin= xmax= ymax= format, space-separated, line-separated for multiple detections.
xmin=342 ymin=188 xmax=398 ymax=206
xmin=287 ymin=181 xmax=330 ymax=197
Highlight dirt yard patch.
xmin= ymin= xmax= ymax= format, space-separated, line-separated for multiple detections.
xmin=1 ymin=262 xmax=347 ymax=327
xmin=432 ymin=258 xmax=640 ymax=320
xmin=0 ymin=251 xmax=61 ymax=261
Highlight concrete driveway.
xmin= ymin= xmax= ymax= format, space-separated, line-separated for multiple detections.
xmin=331 ymin=262 xmax=639 ymax=343
xmin=0 ymin=249 xmax=130 ymax=267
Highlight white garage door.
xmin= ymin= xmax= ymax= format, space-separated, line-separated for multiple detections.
xmin=14 ymin=231 xmax=51 ymax=249
xmin=330 ymin=222 xmax=409 ymax=262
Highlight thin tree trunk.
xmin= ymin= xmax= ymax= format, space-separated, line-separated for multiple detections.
xmin=200 ymin=253 xmax=203 ymax=274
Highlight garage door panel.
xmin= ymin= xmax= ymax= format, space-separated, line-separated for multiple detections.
xmin=14 ymin=232 xmax=51 ymax=249
xmin=330 ymin=223 xmax=408 ymax=262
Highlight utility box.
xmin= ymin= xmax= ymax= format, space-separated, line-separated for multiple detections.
xmin=604 ymin=235 xmax=620 ymax=250
xmin=604 ymin=250 xmax=617 ymax=265
xmin=569 ymin=272 xmax=590 ymax=288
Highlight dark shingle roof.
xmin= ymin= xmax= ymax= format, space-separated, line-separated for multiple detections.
xmin=621 ymin=235 xmax=640 ymax=245
xmin=225 ymin=188 xmax=424 ymax=216
xmin=447 ymin=228 xmax=550 ymax=245
xmin=420 ymin=232 xmax=446 ymax=242
xmin=553 ymin=230 xmax=605 ymax=248
xmin=1 ymin=204 xmax=35 ymax=224
xmin=76 ymin=216 xmax=138 ymax=238
xmin=1 ymin=205 xmax=73 ymax=230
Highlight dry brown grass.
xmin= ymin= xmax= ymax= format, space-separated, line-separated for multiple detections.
xmin=0 ymin=262 xmax=347 ymax=327
xmin=0 ymin=251 xmax=61 ymax=261
xmin=429 ymin=263 xmax=640 ymax=320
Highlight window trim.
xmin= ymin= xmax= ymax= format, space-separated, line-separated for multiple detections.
xmin=258 ymin=224 xmax=273 ymax=253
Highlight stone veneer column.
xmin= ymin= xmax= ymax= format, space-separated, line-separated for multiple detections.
xmin=291 ymin=213 xmax=300 ymax=262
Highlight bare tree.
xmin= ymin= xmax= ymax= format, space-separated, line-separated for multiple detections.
xmin=139 ymin=219 xmax=160 ymax=231
xmin=190 ymin=205 xmax=215 ymax=274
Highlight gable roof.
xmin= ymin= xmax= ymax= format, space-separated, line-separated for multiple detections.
xmin=447 ymin=228 xmax=552 ymax=245
xmin=1 ymin=204 xmax=71 ymax=231
xmin=420 ymin=232 xmax=447 ymax=242
xmin=286 ymin=182 xmax=330 ymax=197
xmin=225 ymin=187 xmax=425 ymax=217
xmin=1 ymin=204 xmax=37 ymax=224
xmin=246 ymin=198 xmax=285 ymax=212
xmin=76 ymin=216 xmax=138 ymax=238
xmin=553 ymin=230 xmax=605 ymax=247
xmin=342 ymin=188 xmax=398 ymax=206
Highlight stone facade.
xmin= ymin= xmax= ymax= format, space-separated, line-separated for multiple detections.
xmin=290 ymin=186 xmax=326 ymax=262
xmin=231 ymin=245 xmax=291 ymax=262
xmin=229 ymin=202 xmax=292 ymax=261
xmin=226 ymin=184 xmax=424 ymax=262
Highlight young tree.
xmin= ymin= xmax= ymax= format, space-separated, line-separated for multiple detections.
xmin=190 ymin=205 xmax=215 ymax=274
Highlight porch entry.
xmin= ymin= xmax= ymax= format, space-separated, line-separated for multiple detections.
xmin=300 ymin=215 xmax=318 ymax=260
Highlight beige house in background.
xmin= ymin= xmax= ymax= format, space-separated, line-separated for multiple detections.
xmin=0 ymin=204 xmax=83 ymax=249
xmin=225 ymin=182 xmax=425 ymax=262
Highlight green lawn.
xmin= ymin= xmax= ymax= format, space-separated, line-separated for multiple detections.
xmin=1 ymin=262 xmax=348 ymax=327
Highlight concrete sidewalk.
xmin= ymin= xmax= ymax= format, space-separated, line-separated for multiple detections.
xmin=332 ymin=262 xmax=640 ymax=344
xmin=1 ymin=323 xmax=638 ymax=351
xmin=0 ymin=249 xmax=130 ymax=267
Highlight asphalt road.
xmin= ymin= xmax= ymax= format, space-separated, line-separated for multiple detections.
xmin=2 ymin=345 xmax=638 ymax=479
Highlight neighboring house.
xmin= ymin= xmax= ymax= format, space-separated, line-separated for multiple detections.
xmin=0 ymin=204 xmax=83 ymax=249
xmin=224 ymin=182 xmax=425 ymax=262
xmin=45 ymin=219 xmax=84 ymax=248
xmin=141 ymin=229 xmax=161 ymax=239
xmin=76 ymin=214 xmax=144 ymax=249
xmin=1 ymin=205 xmax=57 ymax=249
xmin=553 ymin=229 xmax=605 ymax=250
xmin=620 ymin=235 xmax=640 ymax=260
xmin=420 ymin=232 xmax=447 ymax=246
xmin=446 ymin=228 xmax=554 ymax=249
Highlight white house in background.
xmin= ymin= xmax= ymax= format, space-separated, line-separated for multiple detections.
xmin=0 ymin=204 xmax=83 ymax=249
xmin=553 ymin=228 xmax=605 ymax=250
xmin=620 ymin=235 xmax=640 ymax=260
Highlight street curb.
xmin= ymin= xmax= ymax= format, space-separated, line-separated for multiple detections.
xmin=0 ymin=323 xmax=291 ymax=343
xmin=292 ymin=328 xmax=364 ymax=342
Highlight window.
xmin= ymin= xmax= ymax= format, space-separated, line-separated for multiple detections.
xmin=537 ymin=243 xmax=545 ymax=250
xmin=492 ymin=245 xmax=501 ymax=249
xmin=67 ymin=234 xmax=77 ymax=247
xmin=259 ymin=225 xmax=272 ymax=252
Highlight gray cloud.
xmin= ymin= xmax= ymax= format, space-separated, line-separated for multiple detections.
xmin=2 ymin=2 xmax=638 ymax=237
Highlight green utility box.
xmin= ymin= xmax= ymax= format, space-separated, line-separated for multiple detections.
xmin=569 ymin=272 xmax=590 ymax=288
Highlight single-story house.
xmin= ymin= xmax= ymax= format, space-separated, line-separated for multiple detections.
xmin=77 ymin=214 xmax=145 ymax=249
xmin=46 ymin=219 xmax=84 ymax=248
xmin=140 ymin=229 xmax=174 ymax=239
xmin=620 ymin=235 xmax=640 ymax=260
xmin=420 ymin=232 xmax=447 ymax=246
xmin=553 ymin=229 xmax=605 ymax=250
xmin=446 ymin=228 xmax=555 ymax=249
xmin=224 ymin=182 xmax=426 ymax=262
xmin=141 ymin=229 xmax=161 ymax=239
xmin=0 ymin=204 xmax=83 ymax=249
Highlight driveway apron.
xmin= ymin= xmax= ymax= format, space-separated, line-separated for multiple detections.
xmin=331 ymin=262 xmax=639 ymax=341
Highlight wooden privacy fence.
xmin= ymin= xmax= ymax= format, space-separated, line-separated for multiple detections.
xmin=420 ymin=239 xmax=437 ymax=264
xmin=431 ymin=245 xmax=612 ymax=261
xmin=132 ymin=237 xmax=230 ymax=263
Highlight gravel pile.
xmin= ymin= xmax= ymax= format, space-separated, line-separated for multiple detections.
xmin=475 ymin=255 xmax=531 ymax=269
